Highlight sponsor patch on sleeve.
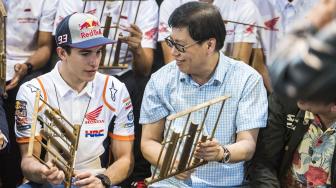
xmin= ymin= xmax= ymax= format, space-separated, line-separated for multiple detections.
xmin=15 ymin=100 xmax=30 ymax=131
xmin=127 ymin=110 xmax=134 ymax=122
xmin=122 ymin=97 xmax=132 ymax=110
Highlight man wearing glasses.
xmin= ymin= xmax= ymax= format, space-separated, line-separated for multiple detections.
xmin=159 ymin=0 xmax=261 ymax=65
xmin=140 ymin=2 xmax=268 ymax=187
xmin=159 ymin=0 xmax=273 ymax=93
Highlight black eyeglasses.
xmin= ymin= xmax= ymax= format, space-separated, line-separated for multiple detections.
xmin=165 ymin=37 xmax=200 ymax=53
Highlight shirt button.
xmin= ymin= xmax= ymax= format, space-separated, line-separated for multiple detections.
xmin=284 ymin=146 xmax=289 ymax=151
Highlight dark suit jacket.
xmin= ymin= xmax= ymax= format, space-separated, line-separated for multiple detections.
xmin=0 ymin=97 xmax=9 ymax=153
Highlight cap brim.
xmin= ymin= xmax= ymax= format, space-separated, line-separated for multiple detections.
xmin=69 ymin=37 xmax=116 ymax=49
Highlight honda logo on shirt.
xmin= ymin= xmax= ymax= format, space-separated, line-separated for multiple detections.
xmin=85 ymin=105 xmax=105 ymax=124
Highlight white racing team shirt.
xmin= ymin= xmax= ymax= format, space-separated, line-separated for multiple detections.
xmin=252 ymin=0 xmax=318 ymax=66
xmin=15 ymin=62 xmax=134 ymax=172
xmin=53 ymin=0 xmax=158 ymax=76
xmin=5 ymin=0 xmax=57 ymax=81
xmin=158 ymin=0 xmax=259 ymax=55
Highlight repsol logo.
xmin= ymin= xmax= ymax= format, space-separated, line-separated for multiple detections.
xmin=85 ymin=129 xmax=104 ymax=137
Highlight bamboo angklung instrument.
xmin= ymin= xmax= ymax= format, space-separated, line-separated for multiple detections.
xmin=83 ymin=0 xmax=142 ymax=70
xmin=145 ymin=95 xmax=230 ymax=185
xmin=83 ymin=0 xmax=126 ymax=69
xmin=0 ymin=1 xmax=6 ymax=97
xmin=28 ymin=91 xmax=81 ymax=188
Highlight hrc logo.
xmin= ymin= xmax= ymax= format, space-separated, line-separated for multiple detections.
xmin=85 ymin=129 xmax=104 ymax=137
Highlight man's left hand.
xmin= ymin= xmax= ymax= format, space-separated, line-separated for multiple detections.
xmin=194 ymin=138 xmax=223 ymax=162
xmin=73 ymin=171 xmax=105 ymax=188
xmin=6 ymin=63 xmax=28 ymax=91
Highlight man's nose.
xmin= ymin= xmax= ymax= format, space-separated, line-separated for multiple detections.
xmin=170 ymin=45 xmax=181 ymax=57
xmin=89 ymin=53 xmax=101 ymax=66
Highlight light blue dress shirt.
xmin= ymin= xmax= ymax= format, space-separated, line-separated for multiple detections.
xmin=140 ymin=52 xmax=268 ymax=187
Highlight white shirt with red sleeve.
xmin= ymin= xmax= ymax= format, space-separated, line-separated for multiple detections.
xmin=15 ymin=61 xmax=134 ymax=172
xmin=252 ymin=0 xmax=318 ymax=66
xmin=158 ymin=0 xmax=259 ymax=54
xmin=53 ymin=0 xmax=158 ymax=75
xmin=6 ymin=0 xmax=58 ymax=81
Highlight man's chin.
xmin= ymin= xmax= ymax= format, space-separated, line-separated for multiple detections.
xmin=177 ymin=66 xmax=189 ymax=74
xmin=85 ymin=71 xmax=96 ymax=78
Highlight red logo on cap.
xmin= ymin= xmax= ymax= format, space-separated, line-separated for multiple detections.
xmin=79 ymin=19 xmax=100 ymax=30
xmin=78 ymin=19 xmax=103 ymax=38
xmin=91 ymin=20 xmax=99 ymax=27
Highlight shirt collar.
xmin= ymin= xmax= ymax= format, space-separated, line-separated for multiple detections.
xmin=179 ymin=52 xmax=228 ymax=86
xmin=306 ymin=111 xmax=336 ymax=132
xmin=278 ymin=0 xmax=300 ymax=13
xmin=51 ymin=61 xmax=95 ymax=98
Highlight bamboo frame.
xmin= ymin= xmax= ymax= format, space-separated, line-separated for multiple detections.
xmin=0 ymin=1 xmax=6 ymax=97
xmin=145 ymin=95 xmax=230 ymax=185
xmin=28 ymin=91 xmax=81 ymax=188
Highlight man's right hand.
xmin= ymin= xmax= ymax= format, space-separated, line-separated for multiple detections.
xmin=172 ymin=160 xmax=195 ymax=180
xmin=40 ymin=161 xmax=65 ymax=185
xmin=0 ymin=133 xmax=4 ymax=148
xmin=6 ymin=63 xmax=29 ymax=91
xmin=175 ymin=170 xmax=194 ymax=180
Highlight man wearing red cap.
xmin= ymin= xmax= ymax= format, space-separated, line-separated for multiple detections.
xmin=16 ymin=13 xmax=134 ymax=188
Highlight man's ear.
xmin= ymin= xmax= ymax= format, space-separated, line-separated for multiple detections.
xmin=206 ymin=38 xmax=216 ymax=53
xmin=56 ymin=47 xmax=67 ymax=62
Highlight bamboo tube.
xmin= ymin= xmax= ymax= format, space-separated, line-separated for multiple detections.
xmin=177 ymin=123 xmax=198 ymax=171
xmin=40 ymin=130 xmax=72 ymax=161
xmin=159 ymin=131 xmax=179 ymax=178
xmin=44 ymin=109 xmax=76 ymax=145
xmin=100 ymin=16 xmax=112 ymax=66
xmin=28 ymin=91 xmax=41 ymax=156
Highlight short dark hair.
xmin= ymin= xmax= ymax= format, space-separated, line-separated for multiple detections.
xmin=168 ymin=2 xmax=226 ymax=51
xmin=61 ymin=45 xmax=72 ymax=55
